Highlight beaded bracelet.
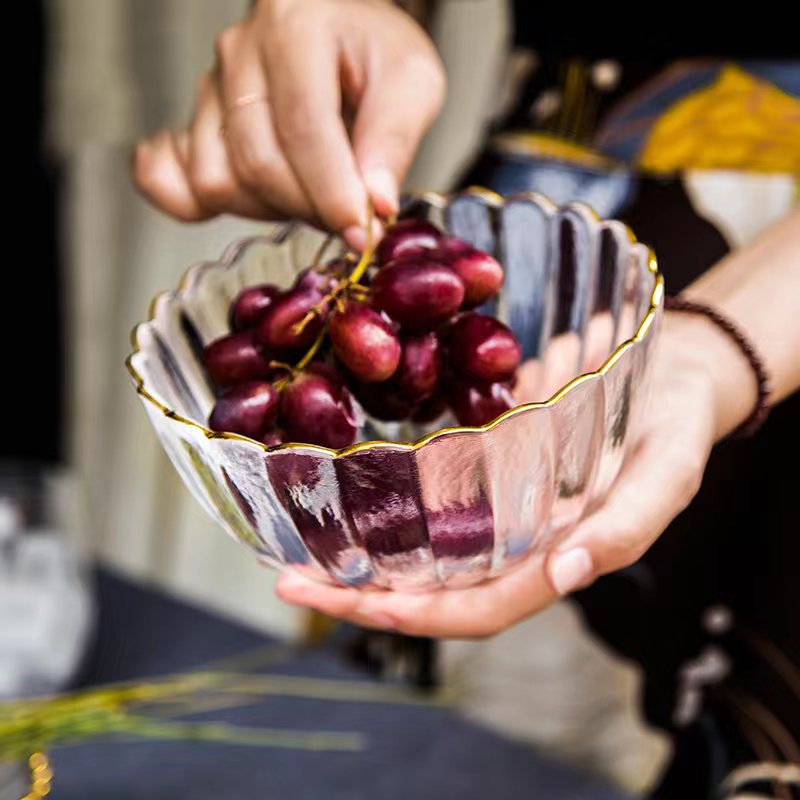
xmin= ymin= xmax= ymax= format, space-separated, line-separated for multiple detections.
xmin=664 ymin=296 xmax=772 ymax=438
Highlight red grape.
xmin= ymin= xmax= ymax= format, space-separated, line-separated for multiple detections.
xmin=371 ymin=256 xmax=464 ymax=332
xmin=330 ymin=301 xmax=401 ymax=383
xmin=436 ymin=235 xmax=472 ymax=255
xmin=398 ymin=333 xmax=441 ymax=401
xmin=376 ymin=219 xmax=442 ymax=265
xmin=447 ymin=379 xmax=515 ymax=427
xmin=204 ymin=330 xmax=272 ymax=388
xmin=256 ymin=289 xmax=327 ymax=356
xmin=230 ymin=284 xmax=281 ymax=331
xmin=262 ymin=432 xmax=283 ymax=447
xmin=294 ymin=264 xmax=342 ymax=295
xmin=281 ymin=365 xmax=360 ymax=449
xmin=209 ymin=381 xmax=280 ymax=439
xmin=448 ymin=313 xmax=521 ymax=382
xmin=412 ymin=391 xmax=449 ymax=423
xmin=441 ymin=247 xmax=503 ymax=308
xmin=349 ymin=378 xmax=415 ymax=422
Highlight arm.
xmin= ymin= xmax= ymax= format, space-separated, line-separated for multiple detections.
xmin=275 ymin=210 xmax=800 ymax=637
xmin=685 ymin=209 xmax=800 ymax=437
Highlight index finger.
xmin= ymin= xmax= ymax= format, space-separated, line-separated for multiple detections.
xmin=261 ymin=24 xmax=370 ymax=241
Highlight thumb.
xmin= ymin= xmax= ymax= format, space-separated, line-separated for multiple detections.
xmin=352 ymin=57 xmax=446 ymax=218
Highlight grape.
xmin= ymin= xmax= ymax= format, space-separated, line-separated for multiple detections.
xmin=398 ymin=333 xmax=441 ymax=401
xmin=281 ymin=364 xmax=360 ymax=449
xmin=436 ymin=235 xmax=472 ymax=255
xmin=256 ymin=288 xmax=327 ymax=356
xmin=441 ymin=247 xmax=503 ymax=308
xmin=209 ymin=381 xmax=280 ymax=439
xmin=204 ymin=330 xmax=272 ymax=388
xmin=294 ymin=264 xmax=343 ymax=295
xmin=230 ymin=284 xmax=281 ymax=331
xmin=376 ymin=219 xmax=442 ymax=265
xmin=371 ymin=256 xmax=464 ymax=332
xmin=411 ymin=391 xmax=448 ymax=423
xmin=262 ymin=432 xmax=283 ymax=448
xmin=447 ymin=313 xmax=521 ymax=382
xmin=447 ymin=379 xmax=515 ymax=427
xmin=330 ymin=301 xmax=401 ymax=383
xmin=349 ymin=378 xmax=415 ymax=422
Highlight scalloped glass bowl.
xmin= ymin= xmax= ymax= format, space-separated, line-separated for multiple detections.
xmin=127 ymin=190 xmax=662 ymax=591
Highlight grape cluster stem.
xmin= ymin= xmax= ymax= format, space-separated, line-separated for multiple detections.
xmin=276 ymin=206 xmax=376 ymax=390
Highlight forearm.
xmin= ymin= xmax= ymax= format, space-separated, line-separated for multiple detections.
xmin=677 ymin=209 xmax=800 ymax=439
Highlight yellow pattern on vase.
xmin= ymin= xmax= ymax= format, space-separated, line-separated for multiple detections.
xmin=639 ymin=65 xmax=800 ymax=174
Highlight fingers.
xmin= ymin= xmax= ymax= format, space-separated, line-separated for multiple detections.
xmin=187 ymin=74 xmax=273 ymax=219
xmin=133 ymin=130 xmax=211 ymax=222
xmin=214 ymin=23 xmax=317 ymax=222
xmin=261 ymin=20 xmax=371 ymax=242
xmin=352 ymin=50 xmax=445 ymax=218
xmin=546 ymin=426 xmax=711 ymax=595
xmin=276 ymin=550 xmax=557 ymax=639
xmin=275 ymin=431 xmax=709 ymax=637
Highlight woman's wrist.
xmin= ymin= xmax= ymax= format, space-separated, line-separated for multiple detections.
xmin=663 ymin=309 xmax=760 ymax=441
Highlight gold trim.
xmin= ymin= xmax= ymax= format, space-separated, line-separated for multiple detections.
xmin=125 ymin=188 xmax=663 ymax=458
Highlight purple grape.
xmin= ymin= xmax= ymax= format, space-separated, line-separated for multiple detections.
xmin=280 ymin=365 xmax=360 ymax=449
xmin=293 ymin=264 xmax=343 ymax=295
xmin=230 ymin=284 xmax=281 ymax=331
xmin=448 ymin=313 xmax=521 ymax=382
xmin=256 ymin=288 xmax=327 ymax=357
xmin=447 ymin=379 xmax=515 ymax=426
xmin=398 ymin=333 xmax=441 ymax=401
xmin=209 ymin=381 xmax=280 ymax=439
xmin=330 ymin=301 xmax=402 ymax=383
xmin=436 ymin=235 xmax=473 ymax=255
xmin=440 ymin=247 xmax=504 ymax=308
xmin=376 ymin=219 xmax=443 ymax=265
xmin=411 ymin=391 xmax=449 ymax=423
xmin=350 ymin=378 xmax=415 ymax=422
xmin=204 ymin=330 xmax=272 ymax=388
xmin=371 ymin=255 xmax=465 ymax=332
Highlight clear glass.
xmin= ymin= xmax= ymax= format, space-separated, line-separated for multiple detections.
xmin=127 ymin=189 xmax=663 ymax=590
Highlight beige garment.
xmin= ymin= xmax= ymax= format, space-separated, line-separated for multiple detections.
xmin=48 ymin=0 xmax=667 ymax=789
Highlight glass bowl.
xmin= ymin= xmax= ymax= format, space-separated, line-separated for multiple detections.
xmin=126 ymin=189 xmax=663 ymax=590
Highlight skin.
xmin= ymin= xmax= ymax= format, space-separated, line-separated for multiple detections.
xmin=132 ymin=0 xmax=445 ymax=251
xmin=275 ymin=212 xmax=800 ymax=637
xmin=131 ymin=0 xmax=800 ymax=638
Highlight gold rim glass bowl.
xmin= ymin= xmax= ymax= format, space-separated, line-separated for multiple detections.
xmin=126 ymin=189 xmax=663 ymax=591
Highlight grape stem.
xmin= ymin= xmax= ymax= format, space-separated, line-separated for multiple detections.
xmin=277 ymin=205 xmax=377 ymax=390
xmin=292 ymin=207 xmax=376 ymax=337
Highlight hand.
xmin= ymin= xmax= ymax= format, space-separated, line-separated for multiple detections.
xmin=132 ymin=0 xmax=445 ymax=250
xmin=275 ymin=312 xmax=754 ymax=638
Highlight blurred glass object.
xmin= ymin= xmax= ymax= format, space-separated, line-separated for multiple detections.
xmin=0 ymin=464 xmax=94 ymax=699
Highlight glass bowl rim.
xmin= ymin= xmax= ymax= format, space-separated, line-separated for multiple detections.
xmin=125 ymin=187 xmax=663 ymax=457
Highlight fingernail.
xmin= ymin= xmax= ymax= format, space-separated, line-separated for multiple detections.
xmin=363 ymin=167 xmax=398 ymax=215
xmin=365 ymin=612 xmax=397 ymax=631
xmin=549 ymin=548 xmax=593 ymax=595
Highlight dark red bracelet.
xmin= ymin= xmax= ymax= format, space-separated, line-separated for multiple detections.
xmin=664 ymin=295 xmax=772 ymax=438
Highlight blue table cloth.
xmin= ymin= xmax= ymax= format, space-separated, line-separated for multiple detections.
xmin=47 ymin=570 xmax=630 ymax=800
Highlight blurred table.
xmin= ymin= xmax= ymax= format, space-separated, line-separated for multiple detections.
xmin=47 ymin=569 xmax=630 ymax=800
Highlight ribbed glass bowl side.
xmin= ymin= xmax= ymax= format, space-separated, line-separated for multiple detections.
xmin=127 ymin=190 xmax=662 ymax=590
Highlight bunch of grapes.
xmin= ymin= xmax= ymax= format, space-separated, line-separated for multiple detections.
xmin=204 ymin=219 xmax=522 ymax=449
